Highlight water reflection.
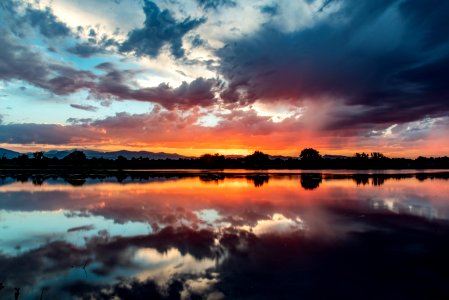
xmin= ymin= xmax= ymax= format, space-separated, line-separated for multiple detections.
xmin=300 ymin=174 xmax=322 ymax=190
xmin=0 ymin=172 xmax=449 ymax=299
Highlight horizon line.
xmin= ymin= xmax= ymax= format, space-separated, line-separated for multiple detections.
xmin=2 ymin=146 xmax=449 ymax=160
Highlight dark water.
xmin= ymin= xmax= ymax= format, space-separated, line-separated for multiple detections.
xmin=1 ymin=171 xmax=449 ymax=299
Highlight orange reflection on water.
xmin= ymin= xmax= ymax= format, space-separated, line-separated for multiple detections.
xmin=1 ymin=175 xmax=449 ymax=228
xmin=1 ymin=176 xmax=448 ymax=205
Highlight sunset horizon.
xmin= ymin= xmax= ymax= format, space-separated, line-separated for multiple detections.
xmin=2 ymin=143 xmax=449 ymax=159
xmin=1 ymin=0 xmax=449 ymax=158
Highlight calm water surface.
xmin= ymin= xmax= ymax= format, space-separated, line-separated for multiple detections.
xmin=0 ymin=171 xmax=449 ymax=299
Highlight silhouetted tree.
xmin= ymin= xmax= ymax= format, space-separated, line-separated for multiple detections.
xmin=355 ymin=152 xmax=369 ymax=159
xmin=352 ymin=152 xmax=370 ymax=168
xmin=199 ymin=153 xmax=225 ymax=168
xmin=245 ymin=151 xmax=270 ymax=168
xmin=116 ymin=155 xmax=128 ymax=170
xmin=299 ymin=148 xmax=322 ymax=161
xmin=63 ymin=150 xmax=87 ymax=162
xmin=16 ymin=154 xmax=29 ymax=163
xmin=117 ymin=155 xmax=127 ymax=162
xmin=33 ymin=151 xmax=45 ymax=160
xmin=2 ymin=146 xmax=449 ymax=170
xmin=370 ymin=152 xmax=386 ymax=160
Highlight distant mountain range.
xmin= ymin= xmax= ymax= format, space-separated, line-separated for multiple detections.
xmin=0 ymin=147 xmax=349 ymax=160
xmin=0 ymin=148 xmax=21 ymax=159
xmin=0 ymin=148 xmax=191 ymax=160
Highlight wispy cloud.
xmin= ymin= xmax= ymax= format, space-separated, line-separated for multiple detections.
xmin=70 ymin=104 xmax=98 ymax=112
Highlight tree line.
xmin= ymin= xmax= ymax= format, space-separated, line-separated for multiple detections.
xmin=1 ymin=148 xmax=449 ymax=170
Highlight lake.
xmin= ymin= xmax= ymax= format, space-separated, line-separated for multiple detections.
xmin=1 ymin=170 xmax=449 ymax=299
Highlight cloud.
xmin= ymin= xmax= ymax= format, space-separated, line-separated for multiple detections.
xmin=67 ymin=224 xmax=95 ymax=232
xmin=190 ymin=34 xmax=205 ymax=48
xmin=196 ymin=0 xmax=236 ymax=11
xmin=93 ymin=64 xmax=219 ymax=109
xmin=217 ymin=0 xmax=449 ymax=129
xmin=66 ymin=117 xmax=94 ymax=124
xmin=0 ymin=30 xmax=96 ymax=95
xmin=0 ymin=0 xmax=71 ymax=39
xmin=0 ymin=107 xmax=277 ymax=147
xmin=67 ymin=42 xmax=105 ymax=57
xmin=24 ymin=5 xmax=71 ymax=38
xmin=0 ymin=123 xmax=99 ymax=144
xmin=0 ymin=20 xmax=215 ymax=109
xmin=260 ymin=4 xmax=279 ymax=16
xmin=120 ymin=0 xmax=206 ymax=58
xmin=0 ymin=30 xmax=216 ymax=108
xmin=0 ymin=1 xmax=215 ymax=110
xmin=70 ymin=104 xmax=98 ymax=112
xmin=215 ymin=109 xmax=276 ymax=135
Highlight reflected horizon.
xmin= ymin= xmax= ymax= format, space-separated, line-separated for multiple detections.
xmin=1 ymin=172 xmax=449 ymax=299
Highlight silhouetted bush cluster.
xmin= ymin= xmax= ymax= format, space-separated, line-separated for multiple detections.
xmin=1 ymin=148 xmax=449 ymax=170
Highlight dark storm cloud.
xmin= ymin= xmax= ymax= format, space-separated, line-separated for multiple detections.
xmin=126 ymin=77 xmax=217 ymax=108
xmin=24 ymin=6 xmax=71 ymax=38
xmin=0 ymin=1 xmax=99 ymax=94
xmin=218 ymin=0 xmax=449 ymax=128
xmin=66 ymin=117 xmax=94 ymax=124
xmin=0 ymin=123 xmax=97 ymax=144
xmin=0 ymin=28 xmax=215 ymax=109
xmin=67 ymin=42 xmax=106 ymax=57
xmin=0 ymin=13 xmax=95 ymax=95
xmin=0 ymin=32 xmax=217 ymax=108
xmin=0 ymin=0 xmax=70 ymax=38
xmin=70 ymin=104 xmax=98 ymax=112
xmin=191 ymin=34 xmax=205 ymax=48
xmin=196 ymin=0 xmax=236 ymax=10
xmin=260 ymin=4 xmax=278 ymax=16
xmin=120 ymin=0 xmax=206 ymax=58
xmin=93 ymin=64 xmax=218 ymax=109
xmin=88 ymin=28 xmax=97 ymax=37
xmin=316 ymin=0 xmax=335 ymax=13
xmin=67 ymin=224 xmax=95 ymax=232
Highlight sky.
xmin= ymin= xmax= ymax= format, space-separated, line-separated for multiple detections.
xmin=0 ymin=0 xmax=448 ymax=157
